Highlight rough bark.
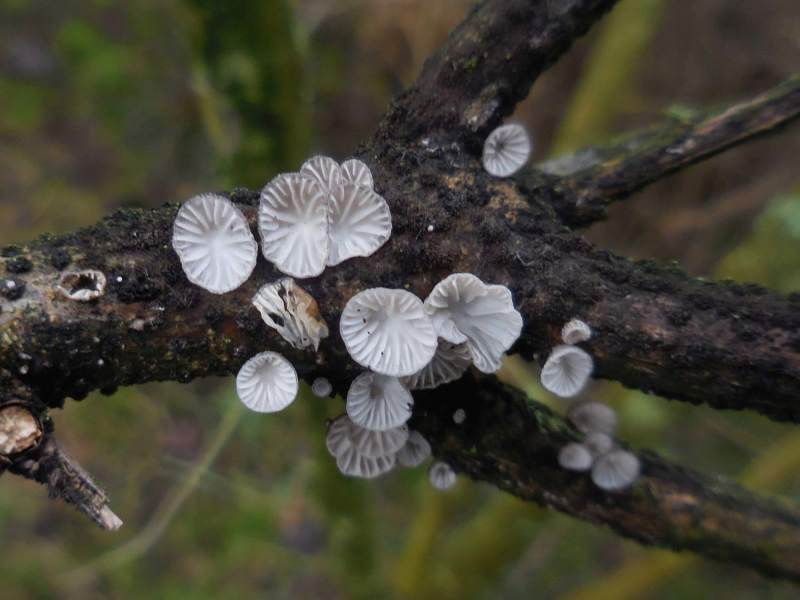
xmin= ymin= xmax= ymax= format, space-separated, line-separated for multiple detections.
xmin=1 ymin=0 xmax=799 ymax=582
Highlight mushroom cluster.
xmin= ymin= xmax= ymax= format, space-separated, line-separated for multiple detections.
xmin=540 ymin=318 xmax=595 ymax=398
xmin=557 ymin=400 xmax=640 ymax=491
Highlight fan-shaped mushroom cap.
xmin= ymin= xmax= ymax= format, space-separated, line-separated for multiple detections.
xmin=350 ymin=423 xmax=409 ymax=458
xmin=540 ymin=345 xmax=594 ymax=398
xmin=346 ymin=371 xmax=414 ymax=431
xmin=172 ymin=193 xmax=257 ymax=294
xmin=235 ymin=351 xmax=298 ymax=413
xmin=558 ymin=443 xmax=593 ymax=472
xmin=340 ymin=288 xmax=437 ymax=377
xmin=327 ymin=182 xmax=392 ymax=266
xmin=423 ymin=273 xmax=522 ymax=373
xmin=259 ymin=173 xmax=329 ymax=278
xmin=482 ymin=123 xmax=531 ymax=177
xmin=336 ymin=444 xmax=396 ymax=479
xmin=568 ymin=401 xmax=617 ymax=435
xmin=591 ymin=449 xmax=640 ymax=491
xmin=429 ymin=461 xmax=457 ymax=490
xmin=562 ymin=319 xmax=592 ymax=345
xmin=341 ymin=158 xmax=374 ymax=189
xmin=300 ymin=155 xmax=342 ymax=194
xmin=396 ymin=430 xmax=432 ymax=468
xmin=312 ymin=377 xmax=333 ymax=398
xmin=584 ymin=431 xmax=615 ymax=458
xmin=401 ymin=340 xmax=471 ymax=390
xmin=252 ymin=278 xmax=329 ymax=351
xmin=325 ymin=415 xmax=353 ymax=458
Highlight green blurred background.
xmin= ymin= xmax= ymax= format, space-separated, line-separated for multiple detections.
xmin=1 ymin=1 xmax=799 ymax=598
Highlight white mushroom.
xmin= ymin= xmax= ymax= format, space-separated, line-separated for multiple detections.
xmin=567 ymin=401 xmax=617 ymax=435
xmin=252 ymin=278 xmax=329 ymax=351
xmin=561 ymin=319 xmax=592 ymax=345
xmin=341 ymin=158 xmax=374 ymax=189
xmin=346 ymin=371 xmax=414 ymax=432
xmin=57 ymin=270 xmax=108 ymax=301
xmin=396 ymin=430 xmax=432 ymax=468
xmin=558 ymin=443 xmax=593 ymax=472
xmin=172 ymin=194 xmax=257 ymax=294
xmin=311 ymin=377 xmax=333 ymax=398
xmin=423 ymin=273 xmax=522 ymax=373
xmin=259 ymin=173 xmax=329 ymax=278
xmin=350 ymin=423 xmax=409 ymax=458
xmin=583 ymin=431 xmax=615 ymax=458
xmin=327 ymin=182 xmax=392 ymax=266
xmin=336 ymin=444 xmax=396 ymax=479
xmin=340 ymin=288 xmax=437 ymax=377
xmin=325 ymin=415 xmax=353 ymax=458
xmin=235 ymin=351 xmax=298 ymax=413
xmin=429 ymin=461 xmax=457 ymax=490
xmin=482 ymin=123 xmax=531 ymax=177
xmin=300 ymin=155 xmax=343 ymax=195
xmin=591 ymin=449 xmax=640 ymax=491
xmin=400 ymin=340 xmax=472 ymax=390
xmin=453 ymin=408 xmax=466 ymax=425
xmin=540 ymin=345 xmax=594 ymax=398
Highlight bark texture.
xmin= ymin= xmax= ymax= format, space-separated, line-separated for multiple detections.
xmin=1 ymin=0 xmax=800 ymax=582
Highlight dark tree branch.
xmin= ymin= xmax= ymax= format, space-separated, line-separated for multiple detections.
xmin=414 ymin=374 xmax=800 ymax=582
xmin=1 ymin=0 xmax=799 ymax=581
xmin=538 ymin=75 xmax=800 ymax=226
xmin=377 ymin=0 xmax=619 ymax=146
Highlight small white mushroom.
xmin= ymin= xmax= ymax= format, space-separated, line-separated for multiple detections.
xmin=423 ymin=273 xmax=522 ymax=373
xmin=583 ymin=431 xmax=615 ymax=458
xmin=558 ymin=442 xmax=593 ymax=472
xmin=561 ymin=319 xmax=592 ymax=345
xmin=396 ymin=430 xmax=432 ymax=468
xmin=591 ymin=449 xmax=640 ymax=491
xmin=300 ymin=155 xmax=343 ymax=194
xmin=350 ymin=423 xmax=409 ymax=458
xmin=540 ymin=345 xmax=594 ymax=398
xmin=325 ymin=416 xmax=354 ymax=458
xmin=235 ymin=351 xmax=299 ymax=413
xmin=340 ymin=288 xmax=437 ymax=377
xmin=336 ymin=444 xmax=396 ymax=479
xmin=568 ymin=401 xmax=617 ymax=435
xmin=482 ymin=123 xmax=531 ymax=177
xmin=57 ymin=270 xmax=108 ymax=301
xmin=259 ymin=173 xmax=330 ymax=278
xmin=172 ymin=194 xmax=257 ymax=294
xmin=400 ymin=340 xmax=472 ymax=390
xmin=346 ymin=371 xmax=413 ymax=432
xmin=327 ymin=182 xmax=392 ymax=266
xmin=311 ymin=377 xmax=333 ymax=398
xmin=453 ymin=408 xmax=466 ymax=425
xmin=429 ymin=461 xmax=457 ymax=490
xmin=341 ymin=158 xmax=374 ymax=189
xmin=252 ymin=278 xmax=329 ymax=351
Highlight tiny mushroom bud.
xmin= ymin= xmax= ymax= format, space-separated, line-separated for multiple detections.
xmin=341 ymin=158 xmax=374 ymax=189
xmin=424 ymin=273 xmax=522 ymax=373
xmin=326 ymin=182 xmax=392 ymax=266
xmin=400 ymin=340 xmax=471 ymax=390
xmin=57 ymin=270 xmax=107 ymax=301
xmin=561 ymin=319 xmax=592 ymax=345
xmin=172 ymin=194 xmax=257 ymax=294
xmin=429 ymin=461 xmax=457 ymax=490
xmin=558 ymin=442 xmax=593 ymax=472
xmin=259 ymin=173 xmax=330 ymax=278
xmin=311 ymin=377 xmax=333 ymax=398
xmin=482 ymin=123 xmax=531 ymax=177
xmin=540 ymin=345 xmax=594 ymax=398
xmin=252 ymin=278 xmax=329 ymax=351
xmin=568 ymin=401 xmax=617 ymax=435
xmin=583 ymin=431 xmax=615 ymax=458
xmin=396 ymin=430 xmax=432 ymax=468
xmin=453 ymin=408 xmax=466 ymax=425
xmin=236 ymin=351 xmax=299 ymax=413
xmin=346 ymin=371 xmax=413 ymax=432
xmin=591 ymin=449 xmax=641 ymax=491
xmin=340 ymin=288 xmax=437 ymax=377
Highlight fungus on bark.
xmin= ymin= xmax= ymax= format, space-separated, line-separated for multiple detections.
xmin=311 ymin=377 xmax=333 ymax=398
xmin=567 ymin=401 xmax=617 ymax=435
xmin=235 ymin=351 xmax=299 ymax=413
xmin=561 ymin=319 xmax=592 ymax=345
xmin=482 ymin=123 xmax=531 ymax=177
xmin=346 ymin=371 xmax=414 ymax=432
xmin=540 ymin=345 xmax=594 ymax=398
xmin=300 ymin=155 xmax=343 ymax=195
xmin=396 ymin=430 xmax=432 ymax=468
xmin=400 ymin=340 xmax=472 ymax=390
xmin=57 ymin=270 xmax=108 ymax=301
xmin=349 ymin=423 xmax=409 ymax=458
xmin=591 ymin=450 xmax=641 ymax=491
xmin=326 ymin=182 xmax=392 ymax=266
xmin=172 ymin=194 xmax=257 ymax=294
xmin=558 ymin=442 xmax=593 ymax=472
xmin=251 ymin=278 xmax=329 ymax=351
xmin=341 ymin=158 xmax=374 ymax=189
xmin=429 ymin=461 xmax=457 ymax=490
xmin=325 ymin=416 xmax=397 ymax=479
xmin=584 ymin=431 xmax=615 ymax=458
